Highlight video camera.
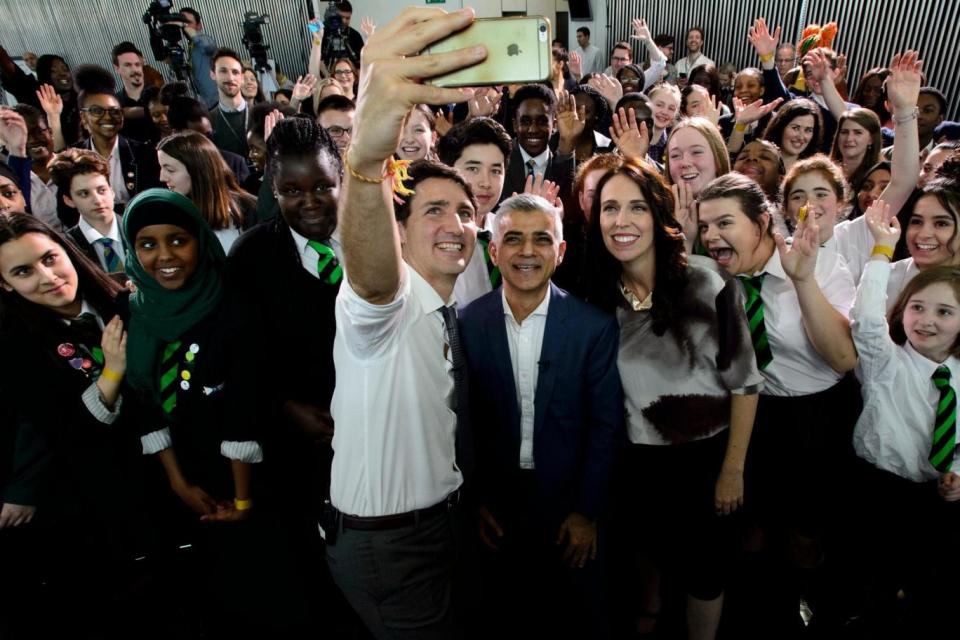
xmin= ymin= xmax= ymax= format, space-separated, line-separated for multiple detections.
xmin=321 ymin=1 xmax=356 ymax=66
xmin=142 ymin=0 xmax=189 ymax=81
xmin=242 ymin=11 xmax=271 ymax=72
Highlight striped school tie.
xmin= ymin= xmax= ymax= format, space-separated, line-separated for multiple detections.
xmin=307 ymin=240 xmax=343 ymax=285
xmin=160 ymin=341 xmax=184 ymax=415
xmin=97 ymin=238 xmax=123 ymax=272
xmin=476 ymin=230 xmax=501 ymax=289
xmin=526 ymin=158 xmax=537 ymax=178
xmin=930 ymin=365 xmax=957 ymax=473
xmin=739 ymin=274 xmax=773 ymax=371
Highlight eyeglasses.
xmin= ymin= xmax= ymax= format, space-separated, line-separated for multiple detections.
xmin=82 ymin=106 xmax=123 ymax=119
xmin=612 ymin=56 xmax=630 ymax=63
xmin=775 ymin=57 xmax=796 ymax=65
xmin=333 ymin=69 xmax=354 ymax=77
xmin=326 ymin=126 xmax=352 ymax=137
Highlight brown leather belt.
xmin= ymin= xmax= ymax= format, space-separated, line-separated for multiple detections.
xmin=340 ymin=492 xmax=460 ymax=531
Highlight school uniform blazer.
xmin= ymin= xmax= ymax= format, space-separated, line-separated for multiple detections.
xmin=0 ymin=311 xmax=143 ymax=521
xmin=75 ymin=136 xmax=162 ymax=199
xmin=500 ymin=144 xmax=576 ymax=206
xmin=226 ymin=217 xmax=340 ymax=507
xmin=459 ymin=283 xmax=623 ymax=522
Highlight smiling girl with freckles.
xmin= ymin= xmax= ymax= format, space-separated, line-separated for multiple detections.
xmin=845 ymin=198 xmax=960 ymax=632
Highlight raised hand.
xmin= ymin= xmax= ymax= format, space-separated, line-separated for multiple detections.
xmin=522 ymin=173 xmax=561 ymax=206
xmin=349 ymin=6 xmax=485 ymax=168
xmin=0 ymin=503 xmax=36 ymax=528
xmin=468 ymin=87 xmax=502 ymax=118
xmin=308 ymin=18 xmax=324 ymax=46
xmin=733 ymin=96 xmax=784 ymax=125
xmin=631 ymin=18 xmax=652 ymax=42
xmin=609 ymin=107 xmax=650 ymax=162
xmin=587 ymin=73 xmax=623 ymax=108
xmin=748 ymin=18 xmax=781 ymax=59
xmin=264 ymin=109 xmax=285 ymax=141
xmin=0 ymin=107 xmax=28 ymax=156
xmin=292 ymin=74 xmax=318 ymax=102
xmin=835 ymin=53 xmax=848 ymax=82
xmin=100 ymin=316 xmax=127 ymax=378
xmin=434 ymin=109 xmax=454 ymax=137
xmin=702 ymin=93 xmax=722 ymax=127
xmin=556 ymin=89 xmax=586 ymax=145
xmin=360 ymin=16 xmax=376 ymax=38
xmin=568 ymin=50 xmax=582 ymax=79
xmin=775 ymin=214 xmax=821 ymax=283
xmin=36 ymin=84 xmax=63 ymax=118
xmin=864 ymin=198 xmax=900 ymax=251
xmin=803 ymin=49 xmax=832 ymax=84
xmin=885 ymin=50 xmax=923 ymax=113
xmin=672 ymin=182 xmax=697 ymax=252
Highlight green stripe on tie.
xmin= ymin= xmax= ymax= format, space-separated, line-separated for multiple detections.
xmin=930 ymin=366 xmax=957 ymax=473
xmin=739 ymin=274 xmax=773 ymax=371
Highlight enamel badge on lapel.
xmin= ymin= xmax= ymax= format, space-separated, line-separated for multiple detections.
xmin=58 ymin=343 xmax=76 ymax=357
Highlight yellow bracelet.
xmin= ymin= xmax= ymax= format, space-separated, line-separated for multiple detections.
xmin=871 ymin=245 xmax=894 ymax=260
xmin=100 ymin=367 xmax=123 ymax=383
xmin=343 ymin=153 xmax=416 ymax=196
xmin=734 ymin=122 xmax=748 ymax=133
xmin=234 ymin=498 xmax=253 ymax=511
xmin=760 ymin=53 xmax=774 ymax=63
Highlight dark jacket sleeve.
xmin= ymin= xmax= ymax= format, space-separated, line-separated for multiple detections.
xmin=545 ymin=150 xmax=576 ymax=199
xmin=762 ymin=66 xmax=794 ymax=105
xmin=1 ymin=411 xmax=52 ymax=506
xmin=577 ymin=314 xmax=623 ymax=519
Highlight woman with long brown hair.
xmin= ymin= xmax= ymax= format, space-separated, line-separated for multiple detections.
xmin=156 ymin=131 xmax=257 ymax=252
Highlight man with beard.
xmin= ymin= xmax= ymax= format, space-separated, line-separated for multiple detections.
xmin=208 ymin=48 xmax=249 ymax=158
xmin=112 ymin=42 xmax=152 ymax=144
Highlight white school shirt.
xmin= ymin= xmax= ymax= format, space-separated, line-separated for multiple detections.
xmin=833 ymin=215 xmax=872 ymax=285
xmin=87 ymin=138 xmax=130 ymax=205
xmin=852 ymin=259 xmax=960 ymax=482
xmin=742 ymin=248 xmax=855 ymax=396
xmin=885 ymin=258 xmax=920 ymax=313
xmin=518 ymin=145 xmax=550 ymax=177
xmin=29 ymin=171 xmax=59 ymax=229
xmin=79 ymin=216 xmax=125 ymax=270
xmin=502 ymin=290 xmax=550 ymax=469
xmin=288 ymin=226 xmax=344 ymax=278
xmin=330 ymin=262 xmax=462 ymax=517
xmin=453 ymin=241 xmax=492 ymax=307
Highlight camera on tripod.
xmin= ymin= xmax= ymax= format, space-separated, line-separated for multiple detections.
xmin=142 ymin=0 xmax=188 ymax=80
xmin=321 ymin=1 xmax=356 ymax=66
xmin=242 ymin=11 xmax=271 ymax=72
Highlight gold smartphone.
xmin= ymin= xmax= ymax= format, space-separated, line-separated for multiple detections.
xmin=423 ymin=16 xmax=552 ymax=87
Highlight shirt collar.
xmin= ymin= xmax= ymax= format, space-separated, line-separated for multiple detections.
xmin=219 ymin=99 xmax=248 ymax=114
xmin=87 ymin=136 xmax=120 ymax=158
xmin=518 ymin=144 xmax=550 ymax=172
xmin=60 ymin=298 xmax=100 ymax=327
xmin=289 ymin=224 xmax=340 ymax=253
xmin=757 ymin=248 xmax=786 ymax=281
xmin=406 ymin=262 xmax=454 ymax=316
xmin=501 ymin=287 xmax=551 ymax=323
xmin=78 ymin=215 xmax=120 ymax=245
xmin=905 ymin=341 xmax=960 ymax=381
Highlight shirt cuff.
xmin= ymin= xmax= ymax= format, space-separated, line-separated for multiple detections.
xmin=82 ymin=383 xmax=123 ymax=424
xmin=221 ymin=440 xmax=263 ymax=463
xmin=141 ymin=428 xmax=172 ymax=455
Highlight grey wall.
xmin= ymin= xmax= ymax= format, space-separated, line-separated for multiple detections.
xmin=606 ymin=0 xmax=960 ymax=121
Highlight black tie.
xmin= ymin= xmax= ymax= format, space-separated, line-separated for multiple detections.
xmin=440 ymin=305 xmax=475 ymax=483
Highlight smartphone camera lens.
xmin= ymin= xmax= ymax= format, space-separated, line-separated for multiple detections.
xmin=539 ymin=24 xmax=547 ymax=33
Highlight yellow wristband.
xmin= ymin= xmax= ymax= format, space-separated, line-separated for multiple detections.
xmin=234 ymin=498 xmax=253 ymax=511
xmin=871 ymin=245 xmax=894 ymax=260
xmin=734 ymin=122 xmax=748 ymax=132
xmin=760 ymin=53 xmax=774 ymax=63
xmin=100 ymin=367 xmax=123 ymax=383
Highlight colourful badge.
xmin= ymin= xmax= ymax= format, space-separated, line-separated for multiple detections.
xmin=81 ymin=359 xmax=93 ymax=370
xmin=189 ymin=343 xmax=200 ymax=354
xmin=181 ymin=370 xmax=191 ymax=381
xmin=68 ymin=357 xmax=84 ymax=369
xmin=180 ymin=380 xmax=191 ymax=391
xmin=185 ymin=352 xmax=195 ymax=362
xmin=58 ymin=343 xmax=76 ymax=357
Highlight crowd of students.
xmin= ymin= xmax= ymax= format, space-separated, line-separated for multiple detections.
xmin=0 ymin=3 xmax=959 ymax=640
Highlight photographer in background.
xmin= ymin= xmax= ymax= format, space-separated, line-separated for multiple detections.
xmin=112 ymin=42 xmax=153 ymax=144
xmin=320 ymin=1 xmax=365 ymax=69
xmin=179 ymin=6 xmax=219 ymax=107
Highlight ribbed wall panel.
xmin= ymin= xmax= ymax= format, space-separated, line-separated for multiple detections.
xmin=606 ymin=0 xmax=960 ymax=121
xmin=0 ymin=0 xmax=314 ymax=88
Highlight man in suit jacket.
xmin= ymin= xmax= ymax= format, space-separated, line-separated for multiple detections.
xmin=500 ymin=84 xmax=581 ymax=205
xmin=459 ymin=193 xmax=623 ymax=637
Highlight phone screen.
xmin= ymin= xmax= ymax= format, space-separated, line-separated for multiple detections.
xmin=423 ymin=17 xmax=551 ymax=87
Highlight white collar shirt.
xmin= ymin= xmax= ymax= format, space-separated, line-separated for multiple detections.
xmin=675 ymin=53 xmax=714 ymax=76
xmin=79 ymin=216 xmax=125 ymax=269
xmin=886 ymin=258 xmax=920 ymax=313
xmin=453 ymin=238 xmax=492 ymax=307
xmin=852 ymin=259 xmax=960 ymax=481
xmin=501 ymin=289 xmax=550 ymax=469
xmin=518 ymin=145 xmax=550 ymax=177
xmin=88 ymin=137 xmax=130 ymax=204
xmin=742 ymin=248 xmax=855 ymax=396
xmin=330 ymin=262 xmax=462 ymax=516
xmin=288 ymin=226 xmax=344 ymax=279
xmin=29 ymin=171 xmax=59 ymax=228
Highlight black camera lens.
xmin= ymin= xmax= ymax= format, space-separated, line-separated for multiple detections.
xmin=539 ymin=24 xmax=547 ymax=33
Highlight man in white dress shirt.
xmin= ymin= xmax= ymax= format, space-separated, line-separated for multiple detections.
xmin=325 ymin=7 xmax=485 ymax=639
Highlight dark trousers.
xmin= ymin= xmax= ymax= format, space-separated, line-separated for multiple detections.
xmin=326 ymin=507 xmax=463 ymax=640
xmin=473 ymin=471 xmax=610 ymax=639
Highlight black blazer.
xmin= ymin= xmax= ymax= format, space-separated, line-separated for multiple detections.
xmin=459 ymin=284 xmax=624 ymax=524
xmin=500 ymin=145 xmax=576 ymax=206
xmin=75 ymin=136 xmax=162 ymax=201
xmin=226 ymin=218 xmax=340 ymax=509
xmin=65 ymin=219 xmax=130 ymax=286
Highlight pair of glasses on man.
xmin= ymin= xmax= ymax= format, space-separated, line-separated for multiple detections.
xmin=81 ymin=106 xmax=124 ymax=119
